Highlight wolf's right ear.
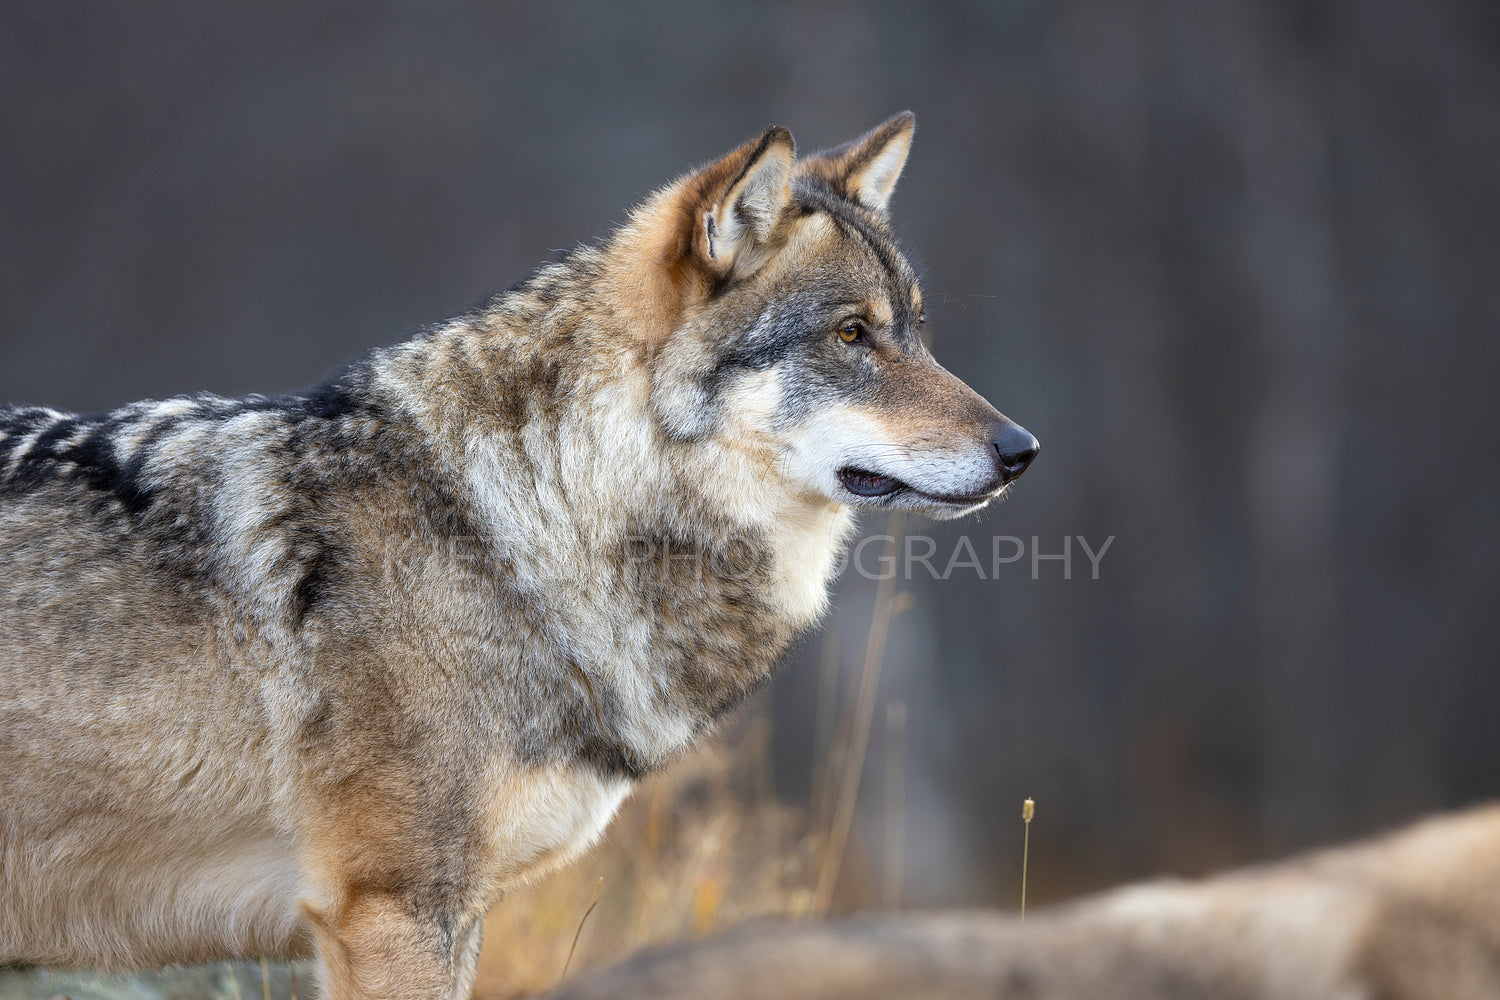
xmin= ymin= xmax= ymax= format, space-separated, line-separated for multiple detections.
xmin=797 ymin=112 xmax=915 ymax=214
xmin=682 ymin=126 xmax=796 ymax=273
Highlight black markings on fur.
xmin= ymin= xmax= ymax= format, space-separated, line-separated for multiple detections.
xmin=0 ymin=409 xmax=160 ymax=517
xmin=0 ymin=407 xmax=55 ymax=466
xmin=564 ymin=656 xmax=647 ymax=780
xmin=69 ymin=416 xmax=157 ymax=516
xmin=508 ymin=637 xmax=647 ymax=780
xmin=297 ymin=362 xmax=374 ymax=420
xmin=290 ymin=534 xmax=342 ymax=627
xmin=578 ymin=735 xmax=646 ymax=781
xmin=18 ymin=415 xmax=81 ymax=468
xmin=111 ymin=415 xmax=188 ymax=515
xmin=0 ymin=361 xmax=379 ymax=522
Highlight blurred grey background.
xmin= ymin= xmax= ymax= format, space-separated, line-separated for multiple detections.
xmin=3 ymin=1 xmax=1497 ymax=909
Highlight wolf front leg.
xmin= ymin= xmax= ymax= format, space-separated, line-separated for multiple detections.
xmin=303 ymin=893 xmax=486 ymax=1000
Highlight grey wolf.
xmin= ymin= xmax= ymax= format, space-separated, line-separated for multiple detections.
xmin=0 ymin=113 xmax=1037 ymax=999
xmin=554 ymin=804 xmax=1500 ymax=1000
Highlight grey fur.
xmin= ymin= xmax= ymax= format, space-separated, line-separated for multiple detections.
xmin=0 ymin=114 xmax=1035 ymax=999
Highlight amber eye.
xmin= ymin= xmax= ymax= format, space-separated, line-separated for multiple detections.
xmin=839 ymin=320 xmax=865 ymax=344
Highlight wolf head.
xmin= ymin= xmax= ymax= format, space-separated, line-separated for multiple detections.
xmin=639 ymin=113 xmax=1037 ymax=521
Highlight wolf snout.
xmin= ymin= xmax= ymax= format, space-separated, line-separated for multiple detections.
xmin=989 ymin=420 xmax=1039 ymax=484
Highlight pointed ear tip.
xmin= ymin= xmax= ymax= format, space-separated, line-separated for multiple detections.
xmin=889 ymin=110 xmax=916 ymax=134
xmin=761 ymin=124 xmax=796 ymax=154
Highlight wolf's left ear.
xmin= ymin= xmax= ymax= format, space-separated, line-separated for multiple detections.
xmin=798 ymin=111 xmax=915 ymax=214
xmin=689 ymin=126 xmax=796 ymax=270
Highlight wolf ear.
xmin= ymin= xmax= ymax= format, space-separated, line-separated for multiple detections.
xmin=686 ymin=126 xmax=796 ymax=270
xmin=798 ymin=111 xmax=915 ymax=214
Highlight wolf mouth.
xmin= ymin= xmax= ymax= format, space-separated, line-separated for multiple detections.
xmin=837 ymin=467 xmax=1002 ymax=507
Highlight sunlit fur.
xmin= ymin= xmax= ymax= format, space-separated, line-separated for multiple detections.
xmin=0 ymin=113 xmax=1033 ymax=999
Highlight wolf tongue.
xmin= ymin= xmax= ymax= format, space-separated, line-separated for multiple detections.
xmin=838 ymin=468 xmax=902 ymax=497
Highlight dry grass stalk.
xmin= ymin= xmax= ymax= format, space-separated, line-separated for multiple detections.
xmin=554 ymin=877 xmax=603 ymax=992
xmin=810 ymin=607 xmax=843 ymax=836
xmin=1021 ymin=798 xmax=1035 ymax=922
xmin=883 ymin=700 xmax=907 ymax=911
xmin=814 ymin=514 xmax=908 ymax=915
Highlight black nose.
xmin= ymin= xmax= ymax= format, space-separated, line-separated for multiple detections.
xmin=989 ymin=421 xmax=1039 ymax=484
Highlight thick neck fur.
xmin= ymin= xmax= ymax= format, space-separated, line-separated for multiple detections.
xmin=370 ymin=229 xmax=854 ymax=771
